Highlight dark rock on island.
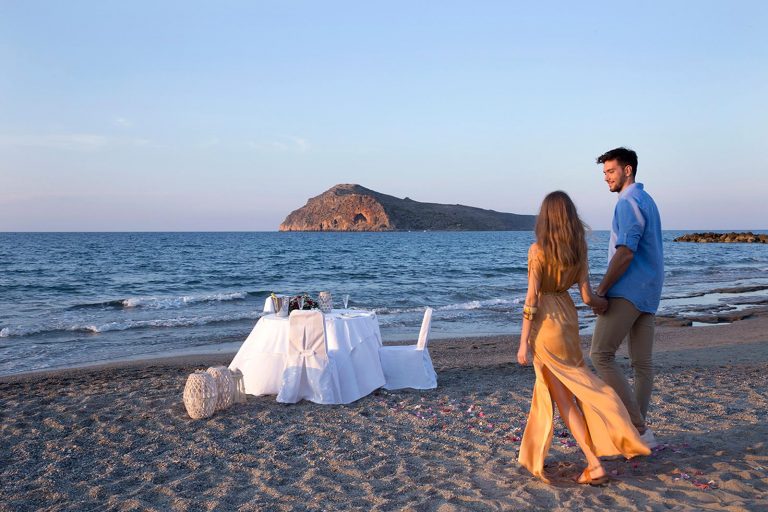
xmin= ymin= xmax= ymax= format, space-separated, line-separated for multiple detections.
xmin=279 ymin=184 xmax=536 ymax=232
xmin=674 ymin=232 xmax=768 ymax=243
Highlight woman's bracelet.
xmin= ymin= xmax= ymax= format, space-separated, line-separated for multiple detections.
xmin=522 ymin=304 xmax=538 ymax=320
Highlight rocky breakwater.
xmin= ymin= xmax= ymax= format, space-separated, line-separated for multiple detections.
xmin=279 ymin=184 xmax=536 ymax=232
xmin=674 ymin=232 xmax=768 ymax=243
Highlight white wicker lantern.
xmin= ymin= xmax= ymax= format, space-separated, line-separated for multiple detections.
xmin=182 ymin=371 xmax=218 ymax=419
xmin=206 ymin=366 xmax=235 ymax=411
xmin=318 ymin=291 xmax=333 ymax=313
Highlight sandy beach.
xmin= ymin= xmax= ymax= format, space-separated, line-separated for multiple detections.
xmin=2 ymin=316 xmax=768 ymax=511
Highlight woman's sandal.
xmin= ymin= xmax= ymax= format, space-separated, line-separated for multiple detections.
xmin=575 ymin=467 xmax=610 ymax=486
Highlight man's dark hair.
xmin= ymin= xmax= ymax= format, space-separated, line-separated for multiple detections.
xmin=596 ymin=147 xmax=638 ymax=177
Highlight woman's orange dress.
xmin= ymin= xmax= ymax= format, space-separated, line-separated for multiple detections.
xmin=518 ymin=246 xmax=650 ymax=480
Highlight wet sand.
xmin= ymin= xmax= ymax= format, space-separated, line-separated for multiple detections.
xmin=2 ymin=315 xmax=767 ymax=511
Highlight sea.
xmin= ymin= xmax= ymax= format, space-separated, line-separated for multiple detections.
xmin=1 ymin=231 xmax=767 ymax=376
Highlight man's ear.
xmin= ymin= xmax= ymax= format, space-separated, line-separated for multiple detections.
xmin=624 ymin=165 xmax=633 ymax=177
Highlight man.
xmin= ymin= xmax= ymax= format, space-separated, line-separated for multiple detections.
xmin=591 ymin=147 xmax=664 ymax=449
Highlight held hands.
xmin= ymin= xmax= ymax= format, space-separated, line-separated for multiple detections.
xmin=590 ymin=294 xmax=608 ymax=315
xmin=517 ymin=340 xmax=531 ymax=366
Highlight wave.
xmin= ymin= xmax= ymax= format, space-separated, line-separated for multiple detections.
xmin=0 ymin=311 xmax=263 ymax=338
xmin=437 ymin=297 xmax=523 ymax=311
xmin=122 ymin=292 xmax=249 ymax=309
xmin=373 ymin=297 xmax=524 ymax=316
xmin=69 ymin=291 xmax=262 ymax=311
xmin=372 ymin=306 xmax=431 ymax=315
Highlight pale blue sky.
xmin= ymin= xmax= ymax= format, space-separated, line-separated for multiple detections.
xmin=1 ymin=1 xmax=766 ymax=231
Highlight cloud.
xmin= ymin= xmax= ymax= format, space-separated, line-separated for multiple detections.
xmin=292 ymin=136 xmax=309 ymax=153
xmin=0 ymin=133 xmax=151 ymax=151
xmin=113 ymin=117 xmax=132 ymax=127
xmin=200 ymin=137 xmax=220 ymax=148
xmin=248 ymin=135 xmax=310 ymax=153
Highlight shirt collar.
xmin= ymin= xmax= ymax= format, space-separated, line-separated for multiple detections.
xmin=619 ymin=182 xmax=643 ymax=199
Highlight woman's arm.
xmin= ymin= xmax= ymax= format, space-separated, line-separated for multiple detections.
xmin=518 ymin=246 xmax=542 ymax=365
xmin=579 ymin=259 xmax=608 ymax=313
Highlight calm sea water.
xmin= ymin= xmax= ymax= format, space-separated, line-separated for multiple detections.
xmin=1 ymin=231 xmax=767 ymax=375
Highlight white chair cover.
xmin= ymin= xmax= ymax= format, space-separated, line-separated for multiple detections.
xmin=276 ymin=310 xmax=342 ymax=404
xmin=263 ymin=296 xmax=275 ymax=313
xmin=379 ymin=307 xmax=437 ymax=390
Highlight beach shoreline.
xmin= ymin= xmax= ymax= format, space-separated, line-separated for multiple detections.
xmin=3 ymin=307 xmax=768 ymax=383
xmin=2 ymin=316 xmax=767 ymax=510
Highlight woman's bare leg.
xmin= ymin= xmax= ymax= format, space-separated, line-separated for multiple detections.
xmin=541 ymin=365 xmax=605 ymax=480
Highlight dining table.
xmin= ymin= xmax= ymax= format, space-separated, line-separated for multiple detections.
xmin=229 ymin=309 xmax=386 ymax=404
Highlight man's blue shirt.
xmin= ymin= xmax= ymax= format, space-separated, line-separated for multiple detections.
xmin=607 ymin=183 xmax=664 ymax=314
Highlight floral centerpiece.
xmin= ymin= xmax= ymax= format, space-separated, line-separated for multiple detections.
xmin=290 ymin=293 xmax=319 ymax=311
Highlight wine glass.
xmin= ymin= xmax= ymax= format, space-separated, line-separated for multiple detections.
xmin=343 ymin=294 xmax=350 ymax=309
xmin=298 ymin=295 xmax=305 ymax=311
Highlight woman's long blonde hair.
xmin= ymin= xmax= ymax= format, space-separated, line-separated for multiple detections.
xmin=535 ymin=191 xmax=587 ymax=268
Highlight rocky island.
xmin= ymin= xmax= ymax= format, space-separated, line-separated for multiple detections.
xmin=279 ymin=184 xmax=536 ymax=232
xmin=674 ymin=232 xmax=768 ymax=243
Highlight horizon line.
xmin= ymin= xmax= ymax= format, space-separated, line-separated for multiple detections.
xmin=2 ymin=228 xmax=767 ymax=234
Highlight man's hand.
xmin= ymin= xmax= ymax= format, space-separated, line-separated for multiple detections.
xmin=591 ymin=295 xmax=608 ymax=315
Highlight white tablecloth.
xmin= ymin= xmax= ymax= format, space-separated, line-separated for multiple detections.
xmin=229 ymin=310 xmax=386 ymax=404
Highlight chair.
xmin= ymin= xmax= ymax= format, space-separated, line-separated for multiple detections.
xmin=379 ymin=307 xmax=437 ymax=390
xmin=276 ymin=310 xmax=342 ymax=404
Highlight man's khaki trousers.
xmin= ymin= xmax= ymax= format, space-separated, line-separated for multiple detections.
xmin=590 ymin=297 xmax=655 ymax=432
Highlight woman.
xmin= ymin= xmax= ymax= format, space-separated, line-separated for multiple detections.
xmin=517 ymin=191 xmax=650 ymax=485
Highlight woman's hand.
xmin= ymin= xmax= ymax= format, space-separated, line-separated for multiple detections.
xmin=517 ymin=340 xmax=531 ymax=365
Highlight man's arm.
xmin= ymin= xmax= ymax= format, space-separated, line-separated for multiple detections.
xmin=596 ymin=245 xmax=634 ymax=297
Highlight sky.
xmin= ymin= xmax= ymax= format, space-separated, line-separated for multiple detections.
xmin=1 ymin=1 xmax=766 ymax=231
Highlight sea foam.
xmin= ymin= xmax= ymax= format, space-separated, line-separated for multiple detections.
xmin=0 ymin=311 xmax=263 ymax=338
xmin=121 ymin=292 xmax=248 ymax=309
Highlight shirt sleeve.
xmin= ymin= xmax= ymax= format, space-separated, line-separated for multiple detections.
xmin=527 ymin=244 xmax=543 ymax=291
xmin=614 ymin=197 xmax=645 ymax=252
